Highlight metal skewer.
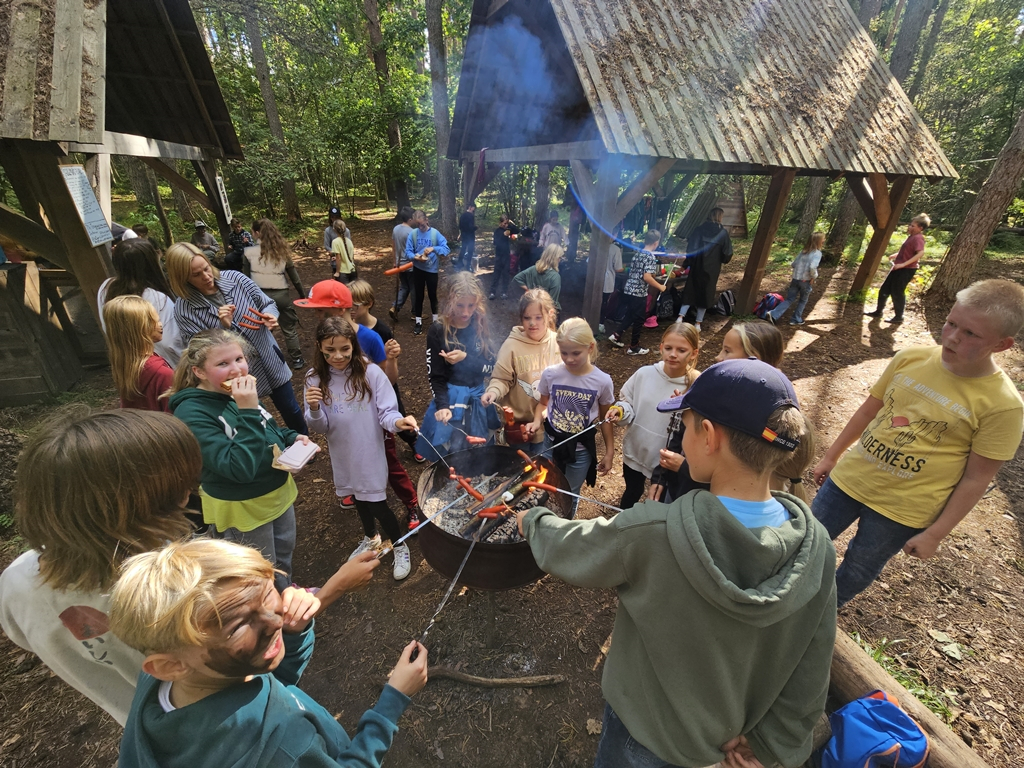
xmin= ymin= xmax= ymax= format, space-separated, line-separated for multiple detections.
xmin=413 ymin=429 xmax=452 ymax=472
xmin=533 ymin=485 xmax=622 ymax=513
xmin=376 ymin=492 xmax=468 ymax=558
xmin=416 ymin=536 xmax=478 ymax=649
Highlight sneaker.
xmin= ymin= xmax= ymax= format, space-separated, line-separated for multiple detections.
xmin=676 ymin=316 xmax=685 ymax=324
xmin=407 ymin=505 xmax=423 ymax=529
xmin=413 ymin=453 xmax=426 ymax=463
xmin=340 ymin=495 xmax=356 ymax=509
xmin=864 ymin=310 xmax=882 ymax=318
xmin=348 ymin=534 xmax=381 ymax=561
xmin=597 ymin=323 xmax=606 ymax=334
xmin=393 ymin=543 xmax=411 ymax=580
xmin=608 ymin=334 xmax=625 ymax=348
xmin=489 ymin=293 xmax=496 ymax=300
xmin=501 ymin=293 xmax=508 ymax=299
xmin=389 ymin=306 xmax=398 ymax=321
xmin=887 ymin=316 xmax=903 ymax=324
xmin=626 ymin=346 xmax=650 ymax=356
xmin=789 ymin=318 xmax=805 ymax=325
xmin=765 ymin=313 xmax=776 ymax=325
xmin=694 ymin=322 xmax=701 ymax=333
xmin=413 ymin=323 xmax=423 ymax=336
xmin=290 ymin=356 xmax=306 ymax=370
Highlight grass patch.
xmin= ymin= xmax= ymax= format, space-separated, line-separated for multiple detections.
xmin=851 ymin=633 xmax=955 ymax=721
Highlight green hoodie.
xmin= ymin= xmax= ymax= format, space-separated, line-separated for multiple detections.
xmin=169 ymin=388 xmax=297 ymax=503
xmin=523 ymin=491 xmax=836 ymax=768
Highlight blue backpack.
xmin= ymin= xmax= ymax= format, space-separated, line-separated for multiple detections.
xmin=820 ymin=690 xmax=929 ymax=768
xmin=752 ymin=292 xmax=784 ymax=319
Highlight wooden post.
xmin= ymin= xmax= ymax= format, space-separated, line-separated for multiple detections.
xmin=534 ymin=164 xmax=551 ymax=227
xmin=738 ymin=168 xmax=797 ymax=313
xmin=578 ymin=155 xmax=619 ymax=330
xmin=191 ymin=158 xmax=232 ymax=245
xmin=83 ymin=153 xmax=111 ymax=223
xmin=850 ymin=176 xmax=915 ymax=297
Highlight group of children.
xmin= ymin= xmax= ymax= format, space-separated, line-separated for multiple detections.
xmin=2 ymin=204 xmax=1024 ymax=768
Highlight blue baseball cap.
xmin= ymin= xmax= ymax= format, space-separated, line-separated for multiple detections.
xmin=661 ymin=358 xmax=801 ymax=450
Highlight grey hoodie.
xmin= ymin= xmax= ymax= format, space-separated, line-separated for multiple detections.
xmin=523 ymin=491 xmax=836 ymax=768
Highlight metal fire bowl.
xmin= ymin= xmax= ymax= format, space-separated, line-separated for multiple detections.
xmin=415 ymin=445 xmax=573 ymax=591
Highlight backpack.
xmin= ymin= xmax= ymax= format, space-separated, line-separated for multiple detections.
xmin=713 ymin=289 xmax=735 ymax=316
xmin=820 ymin=690 xmax=929 ymax=768
xmin=752 ymin=292 xmax=784 ymax=319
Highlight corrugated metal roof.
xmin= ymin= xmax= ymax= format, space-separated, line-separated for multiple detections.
xmin=546 ymin=0 xmax=956 ymax=178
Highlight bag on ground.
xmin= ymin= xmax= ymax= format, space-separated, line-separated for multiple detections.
xmin=752 ymin=291 xmax=784 ymax=319
xmin=819 ymin=690 xmax=929 ymax=768
xmin=713 ymin=289 xmax=735 ymax=316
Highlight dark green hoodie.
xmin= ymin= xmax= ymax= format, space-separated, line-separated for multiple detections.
xmin=169 ymin=388 xmax=297 ymax=502
xmin=523 ymin=491 xmax=836 ymax=768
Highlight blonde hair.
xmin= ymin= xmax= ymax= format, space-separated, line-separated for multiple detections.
xmin=536 ymin=244 xmax=563 ymax=274
xmin=698 ymin=405 xmax=806 ymax=475
xmin=520 ymin=288 xmax=557 ymax=330
xmin=955 ymin=279 xmax=1024 ymax=338
xmin=15 ymin=408 xmax=199 ymax=592
xmin=252 ymin=219 xmax=291 ymax=267
xmin=803 ymin=231 xmax=825 ymax=253
xmin=770 ymin=413 xmax=817 ymax=502
xmin=556 ymin=317 xmax=598 ymax=360
xmin=441 ymin=272 xmax=495 ymax=357
xmin=347 ymin=279 xmax=375 ymax=309
xmin=911 ymin=213 xmax=931 ymax=229
xmin=660 ymin=322 xmax=700 ymax=387
xmin=104 ymin=295 xmax=159 ymax=402
xmin=165 ymin=242 xmax=219 ymax=299
xmin=731 ymin=321 xmax=784 ymax=368
xmin=110 ymin=539 xmax=274 ymax=654
xmin=170 ymin=329 xmax=249 ymax=393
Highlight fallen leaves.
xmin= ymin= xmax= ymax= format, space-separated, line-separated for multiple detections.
xmin=586 ymin=718 xmax=602 ymax=735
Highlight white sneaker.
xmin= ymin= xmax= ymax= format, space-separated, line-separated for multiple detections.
xmin=348 ymin=534 xmax=381 ymax=561
xmin=695 ymin=322 xmax=702 ymax=332
xmin=608 ymin=334 xmax=625 ymax=348
xmin=597 ymin=323 xmax=606 ymax=334
xmin=626 ymin=346 xmax=650 ymax=356
xmin=393 ymin=543 xmax=411 ymax=580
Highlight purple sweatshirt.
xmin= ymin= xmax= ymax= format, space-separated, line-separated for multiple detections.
xmin=304 ymin=364 xmax=402 ymax=502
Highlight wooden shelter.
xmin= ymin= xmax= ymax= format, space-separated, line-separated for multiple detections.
xmin=448 ymin=0 xmax=957 ymax=323
xmin=0 ymin=0 xmax=241 ymax=403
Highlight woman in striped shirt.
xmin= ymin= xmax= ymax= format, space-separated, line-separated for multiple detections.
xmin=165 ymin=243 xmax=307 ymax=434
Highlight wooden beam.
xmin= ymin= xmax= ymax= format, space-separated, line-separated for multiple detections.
xmin=613 ymin=157 xmax=676 ymax=222
xmin=67 ymin=131 xmax=208 ymax=160
xmin=191 ymin=158 xmax=231 ymax=244
xmin=846 ymin=176 xmax=878 ymax=229
xmin=83 ymin=154 xmax=111 ymax=223
xmin=462 ymin=141 xmax=605 ymax=164
xmin=737 ymin=169 xmax=797 ymax=313
xmin=850 ymin=176 xmax=915 ymax=297
xmin=0 ymin=142 xmax=46 ymax=226
xmin=569 ymin=160 xmax=598 ymax=214
xmin=0 ymin=204 xmax=71 ymax=265
xmin=48 ymin=0 xmax=85 ymax=140
xmin=141 ymin=156 xmax=214 ymax=209
xmin=662 ymin=172 xmax=697 ymax=202
xmin=582 ymin=155 xmax=620 ymax=330
xmin=867 ymin=172 xmax=892 ymax=229
xmin=831 ymin=632 xmax=992 ymax=768
xmin=1 ymin=0 xmax=43 ymax=139
xmin=78 ymin=0 xmax=106 ymax=143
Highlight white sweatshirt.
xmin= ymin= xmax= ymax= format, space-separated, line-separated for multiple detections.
xmin=616 ymin=361 xmax=696 ymax=477
xmin=0 ymin=550 xmax=143 ymax=725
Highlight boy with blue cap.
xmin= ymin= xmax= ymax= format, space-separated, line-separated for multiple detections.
xmin=518 ymin=358 xmax=836 ymax=768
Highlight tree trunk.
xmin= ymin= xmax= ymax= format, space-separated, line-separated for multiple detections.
xmin=889 ymin=0 xmax=934 ymax=83
xmin=794 ymin=177 xmax=828 ymax=247
xmin=823 ymin=191 xmax=861 ymax=265
xmin=534 ymin=164 xmax=551 ymax=228
xmin=930 ymin=107 xmax=1024 ymax=298
xmin=425 ymin=0 xmax=457 ymax=237
xmin=908 ymin=0 xmax=949 ymax=101
xmin=884 ymin=0 xmax=906 ymax=51
xmin=150 ymin=174 xmax=174 ymax=249
xmin=165 ymin=160 xmax=198 ymax=224
xmin=126 ymin=157 xmax=156 ymax=207
xmin=243 ymin=6 xmax=301 ymax=222
xmin=857 ymin=0 xmax=883 ymax=28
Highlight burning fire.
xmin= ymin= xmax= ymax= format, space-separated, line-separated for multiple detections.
xmin=534 ymin=466 xmax=548 ymax=484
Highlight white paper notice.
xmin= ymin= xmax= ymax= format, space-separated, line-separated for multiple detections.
xmin=60 ymin=165 xmax=113 ymax=247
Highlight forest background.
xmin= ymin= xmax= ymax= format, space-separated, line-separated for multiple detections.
xmin=2 ymin=0 xmax=1024 ymax=288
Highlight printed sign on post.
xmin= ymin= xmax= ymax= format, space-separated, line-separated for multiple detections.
xmin=216 ymin=175 xmax=232 ymax=223
xmin=60 ymin=165 xmax=113 ymax=247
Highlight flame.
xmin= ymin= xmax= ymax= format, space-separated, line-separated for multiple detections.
xmin=535 ymin=467 xmax=548 ymax=484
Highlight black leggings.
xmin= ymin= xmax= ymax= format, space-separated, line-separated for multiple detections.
xmin=413 ymin=268 xmax=439 ymax=319
xmin=875 ymin=268 xmax=916 ymax=319
xmin=491 ymin=253 xmax=512 ymax=296
xmin=355 ymin=499 xmax=402 ymax=543
xmin=620 ymin=464 xmax=648 ymax=509
xmin=617 ymin=294 xmax=648 ymax=348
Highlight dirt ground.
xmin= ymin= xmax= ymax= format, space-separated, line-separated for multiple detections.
xmin=2 ymin=209 xmax=1023 ymax=767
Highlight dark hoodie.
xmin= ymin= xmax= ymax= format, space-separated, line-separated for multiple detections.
xmin=119 ymin=624 xmax=410 ymax=768
xmin=523 ymin=491 xmax=836 ymax=768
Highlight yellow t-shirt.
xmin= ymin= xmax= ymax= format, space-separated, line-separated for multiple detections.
xmin=200 ymin=474 xmax=298 ymax=533
xmin=830 ymin=346 xmax=1023 ymax=528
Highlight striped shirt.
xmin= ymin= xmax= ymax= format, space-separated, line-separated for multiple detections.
xmin=174 ymin=270 xmax=292 ymax=395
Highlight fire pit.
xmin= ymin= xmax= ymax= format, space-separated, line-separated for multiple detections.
xmin=416 ymin=445 xmax=573 ymax=591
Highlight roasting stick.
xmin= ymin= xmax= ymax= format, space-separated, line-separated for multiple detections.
xmin=521 ymin=413 xmax=619 ymax=459
xmin=412 ymin=429 xmax=452 ymax=472
xmin=523 ymin=481 xmax=623 ymax=513
xmin=375 ymin=492 xmax=468 ymax=558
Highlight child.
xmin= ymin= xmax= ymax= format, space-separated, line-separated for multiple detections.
xmin=609 ymin=231 xmax=666 ymax=355
xmin=416 ymin=273 xmax=497 ymax=458
xmin=598 ymin=239 xmax=624 ymax=334
xmin=676 ymin=207 xmax=734 ymax=331
xmin=331 ymin=218 xmax=356 ymax=283
xmin=530 ymin=318 xmax=616 ymax=494
xmin=390 ymin=207 xmax=415 ymax=319
xmin=512 ymin=244 xmax=563 ymax=310
xmin=243 ymin=218 xmax=307 ymax=369
xmin=609 ymin=322 xmax=700 ymax=509
xmin=0 ymin=408 xmax=199 ymax=724
xmin=814 ymin=279 xmax=1024 ymax=607
xmin=716 ymin=320 xmax=784 ymax=367
xmin=481 ymin=289 xmax=560 ymax=445
xmin=103 ymin=295 xmax=174 ymax=412
xmin=866 ymin=213 xmax=930 ymax=324
xmin=767 ymin=231 xmax=824 ymax=326
xmin=517 ymin=358 xmax=836 ymax=768
xmin=490 ymin=214 xmax=519 ymax=300
xmin=305 ymin=318 xmax=418 ymax=580
xmin=406 ymin=210 xmax=450 ymax=335
xmin=169 ymin=329 xmax=314 ymax=591
xmin=225 ymin=217 xmax=254 ymax=271
xmin=109 ymin=539 xmax=428 ymax=768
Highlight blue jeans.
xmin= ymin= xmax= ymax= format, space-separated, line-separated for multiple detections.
xmin=219 ymin=505 xmax=296 ymax=592
xmin=394 ymin=269 xmax=412 ymax=311
xmin=594 ymin=704 xmax=685 ymax=768
xmin=812 ymin=478 xmax=925 ymax=607
xmin=541 ymin=434 xmax=591 ymax=496
xmin=457 ymin=237 xmax=475 ymax=270
xmin=270 ymin=380 xmax=308 ymax=435
xmin=769 ymin=279 xmax=812 ymax=322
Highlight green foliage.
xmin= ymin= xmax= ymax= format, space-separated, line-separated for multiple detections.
xmin=850 ymin=632 xmax=955 ymax=722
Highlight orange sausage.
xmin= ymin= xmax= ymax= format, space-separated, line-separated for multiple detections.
xmin=477 ymin=505 xmax=506 ymax=516
xmin=457 ymin=476 xmax=484 ymax=501
xmin=384 ymin=262 xmax=415 ymax=275
xmin=465 ymin=436 xmax=487 ymax=445
xmin=516 ymin=449 xmax=533 ymax=464
xmin=523 ymin=481 xmax=559 ymax=494
xmin=476 ymin=509 xmax=500 ymax=519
